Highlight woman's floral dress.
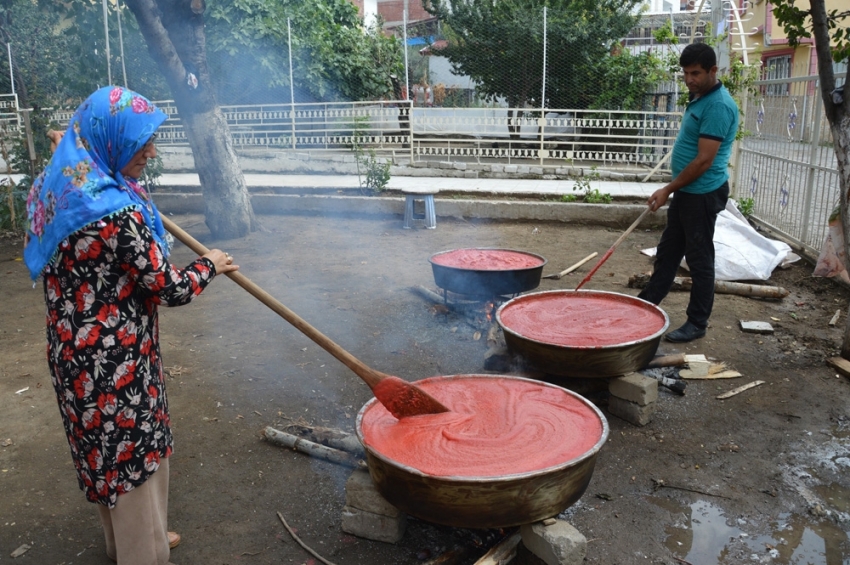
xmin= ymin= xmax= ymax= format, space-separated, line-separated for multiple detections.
xmin=43 ymin=209 xmax=215 ymax=507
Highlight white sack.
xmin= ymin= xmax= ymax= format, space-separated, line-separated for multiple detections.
xmin=641 ymin=199 xmax=798 ymax=281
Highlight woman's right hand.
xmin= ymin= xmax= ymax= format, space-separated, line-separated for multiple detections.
xmin=203 ymin=249 xmax=239 ymax=276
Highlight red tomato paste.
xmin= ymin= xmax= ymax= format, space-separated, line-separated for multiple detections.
xmin=359 ymin=376 xmax=603 ymax=477
xmin=499 ymin=292 xmax=666 ymax=347
xmin=431 ymin=249 xmax=543 ymax=271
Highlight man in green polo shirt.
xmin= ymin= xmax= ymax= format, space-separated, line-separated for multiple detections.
xmin=638 ymin=43 xmax=739 ymax=343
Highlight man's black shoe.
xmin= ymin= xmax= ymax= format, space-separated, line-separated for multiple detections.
xmin=665 ymin=321 xmax=706 ymax=343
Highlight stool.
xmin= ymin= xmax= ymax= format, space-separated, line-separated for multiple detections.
xmin=402 ymin=188 xmax=438 ymax=229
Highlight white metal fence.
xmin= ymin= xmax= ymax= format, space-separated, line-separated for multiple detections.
xmin=737 ymin=73 xmax=846 ymax=256
xmin=51 ymin=100 xmax=682 ymax=170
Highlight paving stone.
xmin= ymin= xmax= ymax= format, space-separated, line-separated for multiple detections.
xmin=608 ymin=372 xmax=658 ymax=406
xmin=345 ymin=469 xmax=402 ymax=517
xmin=608 ymin=396 xmax=655 ymax=426
xmin=341 ymin=505 xmax=406 ymax=543
xmin=520 ymin=519 xmax=586 ymax=565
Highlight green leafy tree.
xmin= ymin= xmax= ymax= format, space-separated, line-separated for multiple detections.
xmin=770 ymin=0 xmax=850 ymax=357
xmin=206 ymin=0 xmax=404 ymax=102
xmin=425 ymin=0 xmax=641 ymax=136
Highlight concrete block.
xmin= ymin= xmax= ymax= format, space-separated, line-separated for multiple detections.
xmin=504 ymin=165 xmax=519 ymax=174
xmin=530 ymin=166 xmax=544 ymax=175
xmin=341 ymin=505 xmax=406 ymax=543
xmin=608 ymin=396 xmax=655 ymax=426
xmin=520 ymin=519 xmax=587 ymax=565
xmin=608 ymin=373 xmax=658 ymax=406
xmin=554 ymin=167 xmax=571 ymax=175
xmin=491 ymin=164 xmax=505 ymax=173
xmin=452 ymin=162 xmax=467 ymax=170
xmin=345 ymin=469 xmax=402 ymax=517
xmin=517 ymin=165 xmax=530 ymax=174
xmin=463 ymin=171 xmax=479 ymax=179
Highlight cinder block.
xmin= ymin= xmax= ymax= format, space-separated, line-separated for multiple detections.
xmin=345 ymin=470 xmax=402 ymax=517
xmin=609 ymin=373 xmax=658 ymax=406
xmin=341 ymin=505 xmax=406 ymax=543
xmin=608 ymin=396 xmax=655 ymax=426
xmin=520 ymin=519 xmax=586 ymax=565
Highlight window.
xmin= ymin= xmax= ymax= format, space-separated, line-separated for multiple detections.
xmin=764 ymin=54 xmax=791 ymax=96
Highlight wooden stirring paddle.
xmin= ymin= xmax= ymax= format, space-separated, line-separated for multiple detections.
xmin=575 ymin=206 xmax=652 ymax=291
xmin=161 ymin=216 xmax=449 ymax=419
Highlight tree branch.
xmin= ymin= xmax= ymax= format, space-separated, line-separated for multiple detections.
xmin=123 ymin=0 xmax=187 ymax=92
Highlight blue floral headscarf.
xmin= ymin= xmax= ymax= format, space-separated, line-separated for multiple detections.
xmin=23 ymin=86 xmax=169 ymax=280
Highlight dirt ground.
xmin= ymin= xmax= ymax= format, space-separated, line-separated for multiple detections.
xmin=2 ymin=210 xmax=849 ymax=565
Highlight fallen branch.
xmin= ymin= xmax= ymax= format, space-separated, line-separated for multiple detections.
xmin=652 ymin=479 xmax=733 ymax=500
xmin=628 ymin=275 xmax=789 ymax=299
xmin=277 ymin=511 xmax=337 ymax=565
xmin=280 ymin=423 xmax=365 ymax=458
xmin=264 ymin=427 xmax=367 ymax=469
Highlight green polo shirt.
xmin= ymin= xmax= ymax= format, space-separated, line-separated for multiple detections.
xmin=671 ymin=82 xmax=739 ymax=194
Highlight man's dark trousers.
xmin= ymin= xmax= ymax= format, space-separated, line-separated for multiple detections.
xmin=638 ymin=181 xmax=729 ymax=329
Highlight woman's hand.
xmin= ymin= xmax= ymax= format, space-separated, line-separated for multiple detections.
xmin=47 ymin=129 xmax=65 ymax=153
xmin=203 ymin=249 xmax=239 ymax=276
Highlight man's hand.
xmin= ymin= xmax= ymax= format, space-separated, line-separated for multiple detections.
xmin=647 ymin=187 xmax=672 ymax=212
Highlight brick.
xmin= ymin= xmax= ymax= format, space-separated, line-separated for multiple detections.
xmin=520 ymin=519 xmax=586 ymax=565
xmin=341 ymin=505 xmax=406 ymax=543
xmin=608 ymin=373 xmax=658 ymax=406
xmin=345 ymin=469 xmax=402 ymax=517
xmin=608 ymin=396 xmax=655 ymax=426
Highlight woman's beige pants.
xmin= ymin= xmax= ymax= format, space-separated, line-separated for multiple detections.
xmin=96 ymin=458 xmax=173 ymax=565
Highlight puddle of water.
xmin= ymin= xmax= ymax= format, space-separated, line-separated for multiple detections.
xmin=650 ymin=496 xmax=850 ymax=564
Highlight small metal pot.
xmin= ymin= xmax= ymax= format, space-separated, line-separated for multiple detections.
xmin=355 ymin=374 xmax=608 ymax=529
xmin=497 ymin=290 xmax=669 ymax=378
xmin=429 ymin=248 xmax=546 ymax=297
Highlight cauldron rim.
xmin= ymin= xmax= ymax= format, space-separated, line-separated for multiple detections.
xmin=428 ymin=247 xmax=548 ymax=273
xmin=496 ymin=289 xmax=670 ymax=350
xmin=355 ymin=374 xmax=609 ymax=482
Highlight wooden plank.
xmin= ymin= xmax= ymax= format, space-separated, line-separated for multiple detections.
xmin=474 ymin=531 xmax=521 ymax=565
xmin=716 ymin=380 xmax=765 ymax=399
xmin=826 ymin=356 xmax=850 ymax=378
xmin=682 ymin=369 xmax=742 ymax=380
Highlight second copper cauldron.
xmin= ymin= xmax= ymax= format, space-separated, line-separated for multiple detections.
xmin=497 ymin=290 xmax=669 ymax=378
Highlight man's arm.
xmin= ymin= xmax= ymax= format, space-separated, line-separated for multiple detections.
xmin=647 ymin=136 xmax=722 ymax=211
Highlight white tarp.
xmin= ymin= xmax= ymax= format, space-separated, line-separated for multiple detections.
xmin=642 ymin=199 xmax=799 ymax=281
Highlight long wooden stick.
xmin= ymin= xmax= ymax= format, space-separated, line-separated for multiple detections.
xmin=277 ymin=512 xmax=337 ymax=565
xmin=575 ymin=207 xmax=651 ymax=291
xmin=542 ymin=252 xmax=598 ymax=280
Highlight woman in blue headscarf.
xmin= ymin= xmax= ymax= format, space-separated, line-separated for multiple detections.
xmin=25 ymin=86 xmax=239 ymax=565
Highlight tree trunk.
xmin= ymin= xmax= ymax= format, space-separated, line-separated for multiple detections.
xmin=806 ymin=0 xmax=850 ymax=357
xmin=124 ymin=0 xmax=256 ymax=239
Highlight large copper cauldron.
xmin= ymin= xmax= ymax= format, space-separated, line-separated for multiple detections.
xmin=497 ymin=290 xmax=669 ymax=378
xmin=355 ymin=374 xmax=608 ymax=529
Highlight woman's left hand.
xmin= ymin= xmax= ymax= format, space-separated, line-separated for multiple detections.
xmin=204 ymin=249 xmax=239 ymax=276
